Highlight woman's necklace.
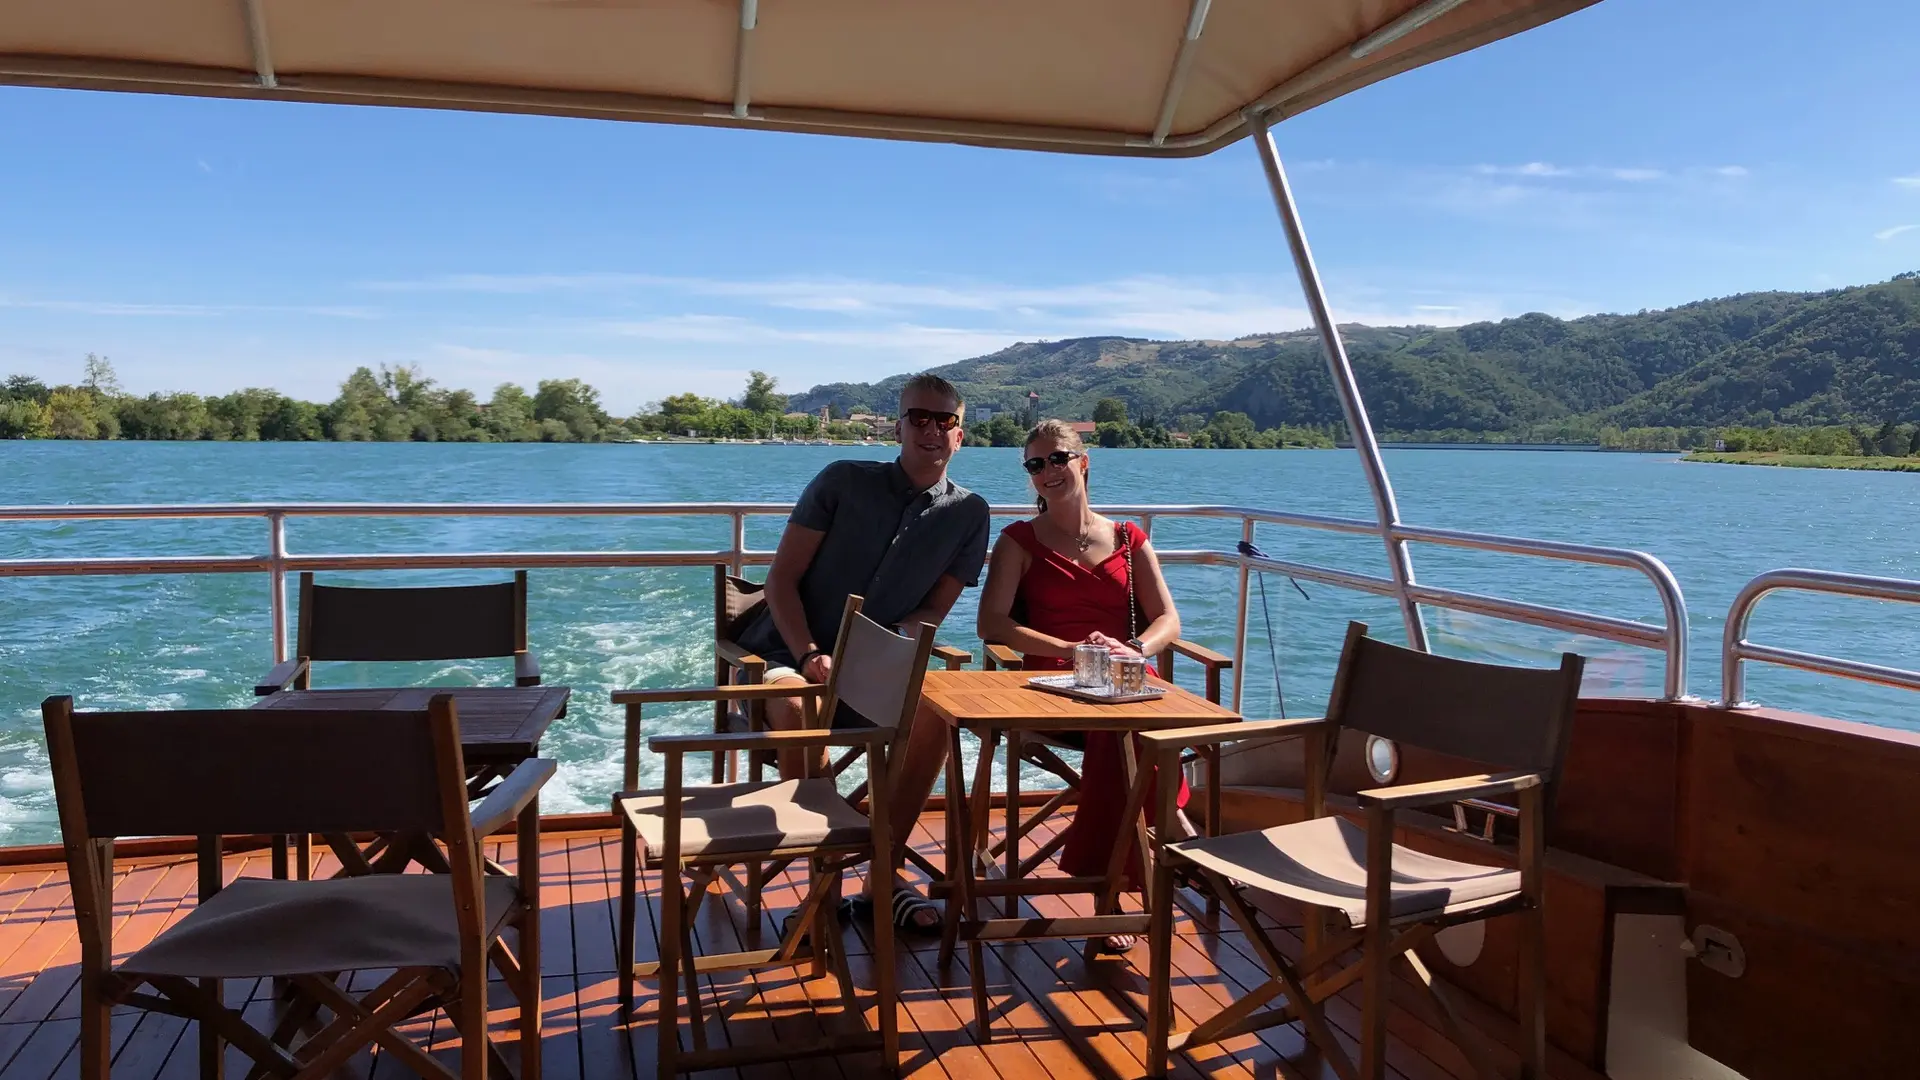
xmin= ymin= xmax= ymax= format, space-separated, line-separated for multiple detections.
xmin=1043 ymin=513 xmax=1097 ymax=553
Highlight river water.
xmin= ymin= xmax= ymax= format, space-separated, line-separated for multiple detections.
xmin=0 ymin=441 xmax=1914 ymax=842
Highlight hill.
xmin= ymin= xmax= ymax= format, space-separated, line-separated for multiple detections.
xmin=788 ymin=273 xmax=1920 ymax=435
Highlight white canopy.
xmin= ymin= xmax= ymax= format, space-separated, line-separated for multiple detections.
xmin=0 ymin=0 xmax=1598 ymax=156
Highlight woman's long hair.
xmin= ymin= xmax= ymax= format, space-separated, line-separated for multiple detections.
xmin=1026 ymin=418 xmax=1087 ymax=513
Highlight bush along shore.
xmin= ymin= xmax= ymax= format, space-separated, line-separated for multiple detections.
xmin=1683 ymin=452 xmax=1920 ymax=472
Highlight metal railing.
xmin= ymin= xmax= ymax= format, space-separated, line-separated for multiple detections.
xmin=1721 ymin=568 xmax=1920 ymax=706
xmin=0 ymin=500 xmax=1692 ymax=704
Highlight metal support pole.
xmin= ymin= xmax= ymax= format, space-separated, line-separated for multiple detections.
xmin=1248 ymin=110 xmax=1428 ymax=652
xmin=268 ymin=511 xmax=288 ymax=663
xmin=239 ymin=0 xmax=277 ymax=88
xmin=1231 ymin=519 xmax=1253 ymax=712
xmin=729 ymin=511 xmax=748 ymax=576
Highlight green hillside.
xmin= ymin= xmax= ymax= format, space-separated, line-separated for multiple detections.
xmin=789 ymin=273 xmax=1920 ymax=435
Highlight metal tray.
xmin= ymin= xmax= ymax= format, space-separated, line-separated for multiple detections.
xmin=1025 ymin=673 xmax=1167 ymax=705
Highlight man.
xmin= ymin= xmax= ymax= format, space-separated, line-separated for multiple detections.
xmin=730 ymin=373 xmax=989 ymax=932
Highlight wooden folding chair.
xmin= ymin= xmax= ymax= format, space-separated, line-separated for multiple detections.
xmin=42 ymin=693 xmax=552 ymax=1080
xmin=251 ymin=570 xmax=546 ymax=879
xmin=612 ymin=594 xmax=936 ymax=1075
xmin=1141 ymin=621 xmax=1583 ymax=1080
xmin=256 ymin=570 xmax=543 ymax=696
xmin=711 ymin=564 xmax=966 ymax=888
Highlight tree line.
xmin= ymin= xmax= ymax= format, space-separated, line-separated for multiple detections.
xmin=963 ymin=398 xmax=1337 ymax=449
xmin=0 ymin=356 xmax=624 ymax=443
xmin=11 ymin=357 xmax=1913 ymax=458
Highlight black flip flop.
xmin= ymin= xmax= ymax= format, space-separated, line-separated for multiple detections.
xmin=890 ymin=890 xmax=943 ymax=937
xmin=781 ymin=909 xmax=816 ymax=947
xmin=841 ymin=891 xmax=943 ymax=937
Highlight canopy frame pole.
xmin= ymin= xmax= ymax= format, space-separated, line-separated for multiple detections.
xmin=1247 ymin=109 xmax=1428 ymax=652
xmin=1150 ymin=0 xmax=1213 ymax=145
xmin=731 ymin=0 xmax=758 ymax=119
xmin=239 ymin=0 xmax=276 ymax=89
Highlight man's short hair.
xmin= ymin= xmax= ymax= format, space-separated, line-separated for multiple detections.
xmin=899 ymin=373 xmax=965 ymax=421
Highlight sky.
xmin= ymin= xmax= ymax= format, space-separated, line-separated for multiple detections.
xmin=1 ymin=0 xmax=1918 ymax=414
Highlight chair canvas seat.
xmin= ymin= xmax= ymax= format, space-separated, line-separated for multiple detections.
xmin=617 ymin=778 xmax=870 ymax=860
xmin=1168 ymin=815 xmax=1521 ymax=929
xmin=121 ymin=875 xmax=522 ymax=979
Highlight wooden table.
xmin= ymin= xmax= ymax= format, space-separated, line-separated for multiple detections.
xmin=918 ymin=669 xmax=1240 ymax=1032
xmin=253 ymin=685 xmax=569 ymax=770
xmin=252 ymin=684 xmax=570 ymax=874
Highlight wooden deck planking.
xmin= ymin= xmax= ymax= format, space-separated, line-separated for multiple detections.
xmin=0 ymin=816 xmax=1561 ymax=1080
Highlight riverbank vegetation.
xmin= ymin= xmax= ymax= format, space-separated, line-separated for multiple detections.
xmin=1684 ymin=452 xmax=1920 ymax=472
xmin=0 ymin=357 xmax=630 ymax=443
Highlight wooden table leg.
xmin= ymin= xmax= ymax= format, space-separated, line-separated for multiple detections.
xmin=1004 ymin=729 xmax=1022 ymax=920
xmin=1089 ymin=733 xmax=1155 ymax=963
xmin=938 ymin=724 xmax=967 ymax=969
xmin=965 ymin=727 xmax=999 ymax=1038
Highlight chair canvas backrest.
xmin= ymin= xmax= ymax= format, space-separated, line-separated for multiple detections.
xmin=823 ymin=597 xmax=937 ymax=732
xmin=42 ymin=693 xmax=487 ymax=982
xmin=299 ymin=571 xmax=526 ymax=663
xmin=1328 ymin=621 xmax=1584 ymax=783
xmin=715 ymin=566 xmax=766 ymax=644
xmin=42 ymin=697 xmax=466 ymax=841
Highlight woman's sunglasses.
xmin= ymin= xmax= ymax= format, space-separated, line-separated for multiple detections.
xmin=1022 ymin=450 xmax=1082 ymax=474
xmin=902 ymin=407 xmax=961 ymax=431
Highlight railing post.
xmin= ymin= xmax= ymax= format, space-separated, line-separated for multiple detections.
xmin=1232 ymin=518 xmax=1253 ymax=712
xmin=729 ymin=511 xmax=747 ymax=576
xmin=268 ymin=510 xmax=288 ymax=664
xmin=1248 ymin=109 xmax=1428 ymax=653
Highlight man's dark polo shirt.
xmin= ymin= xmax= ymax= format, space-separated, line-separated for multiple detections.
xmin=734 ymin=459 xmax=990 ymax=666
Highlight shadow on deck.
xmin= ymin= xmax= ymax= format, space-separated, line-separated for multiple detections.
xmin=0 ymin=813 xmax=1601 ymax=1080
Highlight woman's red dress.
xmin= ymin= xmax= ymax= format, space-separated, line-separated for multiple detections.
xmin=1001 ymin=518 xmax=1190 ymax=882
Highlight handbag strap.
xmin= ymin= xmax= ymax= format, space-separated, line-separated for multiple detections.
xmin=1121 ymin=521 xmax=1137 ymax=640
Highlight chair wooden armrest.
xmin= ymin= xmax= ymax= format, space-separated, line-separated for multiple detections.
xmin=612 ymin=683 xmax=827 ymax=705
xmin=1166 ymin=640 xmax=1233 ymax=668
xmin=1159 ymin=640 xmax=1233 ymax=703
xmin=471 ymin=758 xmax=558 ymax=836
xmin=648 ymin=727 xmax=891 ymax=755
xmin=930 ymin=643 xmax=973 ymax=669
xmin=981 ymin=643 xmax=1021 ymax=670
xmin=1138 ymin=716 xmax=1327 ymax=754
xmin=1355 ymin=770 xmax=1543 ymax=811
xmin=513 ymin=649 xmax=542 ymax=687
xmin=715 ymin=640 xmax=768 ymax=670
xmin=253 ymin=657 xmax=309 ymax=696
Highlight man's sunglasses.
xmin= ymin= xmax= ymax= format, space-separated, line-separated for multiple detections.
xmin=1022 ymin=450 xmax=1082 ymax=474
xmin=902 ymin=407 xmax=961 ymax=432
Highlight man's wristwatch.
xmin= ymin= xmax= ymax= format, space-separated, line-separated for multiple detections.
xmin=799 ymin=647 xmax=829 ymax=667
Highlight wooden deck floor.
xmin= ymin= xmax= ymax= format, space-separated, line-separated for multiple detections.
xmin=0 ymin=812 xmax=1587 ymax=1080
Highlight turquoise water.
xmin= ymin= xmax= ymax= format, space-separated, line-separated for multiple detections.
xmin=1 ymin=441 xmax=1915 ymax=843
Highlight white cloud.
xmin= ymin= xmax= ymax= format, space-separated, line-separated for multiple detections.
xmin=370 ymin=271 xmax=1528 ymax=407
xmin=1875 ymin=224 xmax=1919 ymax=242
xmin=0 ymin=295 xmax=376 ymax=318
xmin=1896 ymin=175 xmax=1920 ymax=189
xmin=1475 ymin=162 xmax=1575 ymax=178
xmin=1470 ymin=163 xmax=1720 ymax=184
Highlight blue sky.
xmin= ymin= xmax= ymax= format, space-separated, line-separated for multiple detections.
xmin=1 ymin=0 xmax=1917 ymax=413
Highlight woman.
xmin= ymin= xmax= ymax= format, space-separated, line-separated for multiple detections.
xmin=976 ymin=419 xmax=1190 ymax=952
